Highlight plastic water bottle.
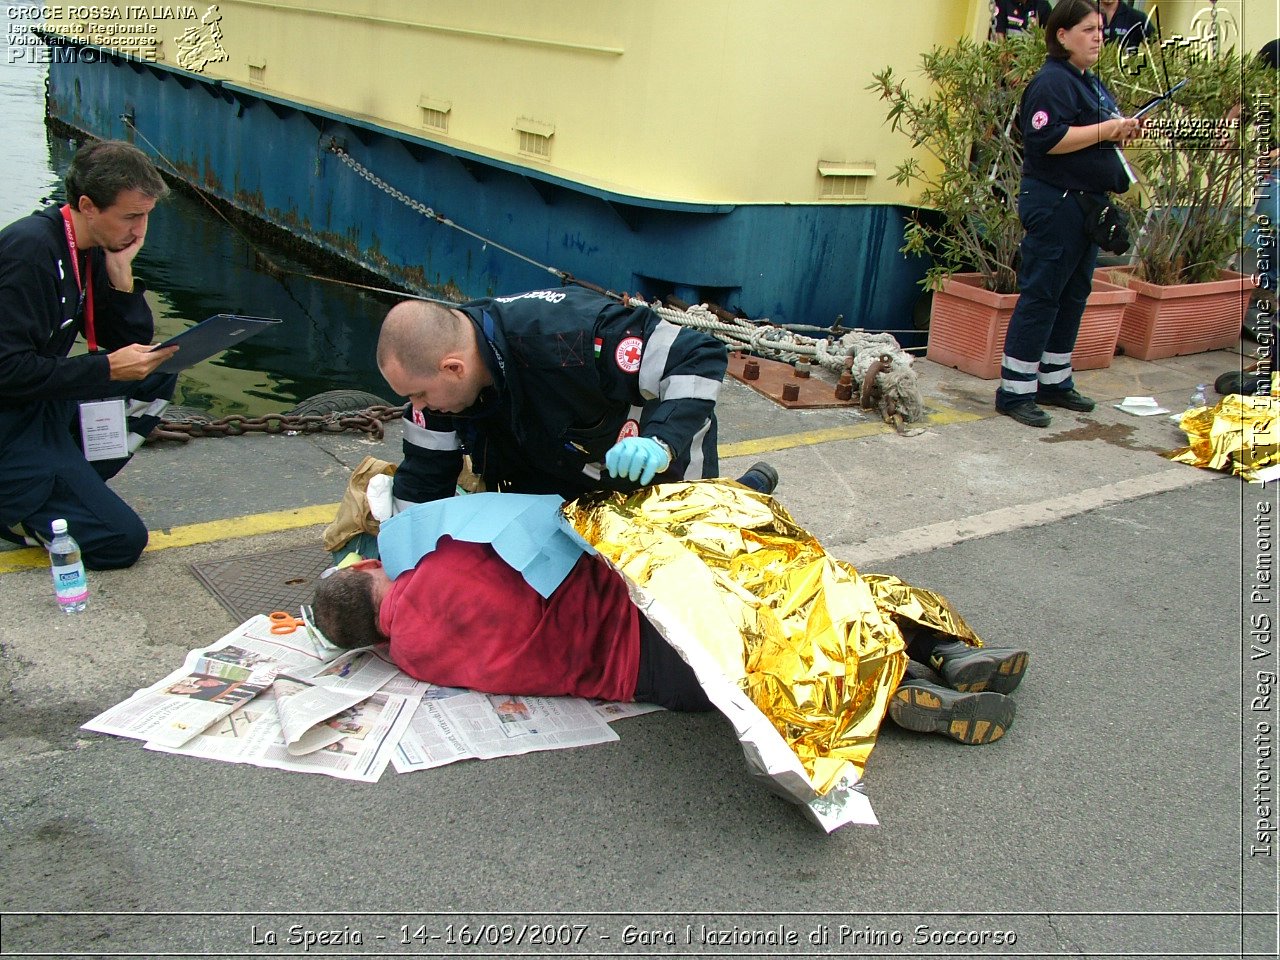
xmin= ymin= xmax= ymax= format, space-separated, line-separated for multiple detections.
xmin=1190 ymin=383 xmax=1208 ymax=409
xmin=48 ymin=518 xmax=88 ymax=613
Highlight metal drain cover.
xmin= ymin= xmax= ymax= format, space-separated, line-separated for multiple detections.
xmin=190 ymin=545 xmax=332 ymax=622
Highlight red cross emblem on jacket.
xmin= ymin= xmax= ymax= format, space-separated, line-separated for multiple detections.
xmin=615 ymin=336 xmax=643 ymax=373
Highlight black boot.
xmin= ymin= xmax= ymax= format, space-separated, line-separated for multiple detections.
xmin=736 ymin=461 xmax=778 ymax=494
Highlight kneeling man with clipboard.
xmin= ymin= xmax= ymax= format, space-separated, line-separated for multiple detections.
xmin=0 ymin=138 xmax=280 ymax=569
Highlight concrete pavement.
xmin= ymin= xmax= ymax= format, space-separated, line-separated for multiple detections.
xmin=0 ymin=344 xmax=1274 ymax=959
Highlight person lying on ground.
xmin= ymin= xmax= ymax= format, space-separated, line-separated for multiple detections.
xmin=311 ymin=489 xmax=1029 ymax=743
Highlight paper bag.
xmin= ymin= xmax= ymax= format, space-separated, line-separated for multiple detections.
xmin=322 ymin=456 xmax=397 ymax=552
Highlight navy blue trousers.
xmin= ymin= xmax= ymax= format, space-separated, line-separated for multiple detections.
xmin=633 ymin=613 xmax=714 ymax=711
xmin=0 ymin=372 xmax=176 ymax=570
xmin=997 ymin=177 xmax=1099 ymax=407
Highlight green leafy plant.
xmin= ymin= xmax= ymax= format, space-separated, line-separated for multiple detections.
xmin=870 ymin=33 xmax=1045 ymax=294
xmin=1097 ymin=41 xmax=1269 ymax=286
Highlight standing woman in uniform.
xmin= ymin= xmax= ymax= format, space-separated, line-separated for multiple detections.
xmin=996 ymin=0 xmax=1140 ymax=427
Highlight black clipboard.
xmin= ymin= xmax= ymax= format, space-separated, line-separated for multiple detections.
xmin=150 ymin=314 xmax=282 ymax=374
xmin=1132 ymin=78 xmax=1188 ymax=120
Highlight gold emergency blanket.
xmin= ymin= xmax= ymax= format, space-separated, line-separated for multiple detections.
xmin=1165 ymin=387 xmax=1279 ymax=482
xmin=564 ymin=481 xmax=985 ymax=825
xmin=859 ymin=572 xmax=983 ymax=647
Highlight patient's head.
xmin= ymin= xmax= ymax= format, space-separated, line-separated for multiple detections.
xmin=311 ymin=559 xmax=392 ymax=649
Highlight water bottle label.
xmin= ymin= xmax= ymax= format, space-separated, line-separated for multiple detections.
xmin=52 ymin=563 xmax=88 ymax=603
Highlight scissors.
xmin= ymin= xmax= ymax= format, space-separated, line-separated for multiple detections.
xmin=268 ymin=610 xmax=306 ymax=635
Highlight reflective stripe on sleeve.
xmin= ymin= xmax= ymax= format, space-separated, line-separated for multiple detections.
xmin=403 ymin=417 xmax=460 ymax=451
xmin=660 ymin=373 xmax=721 ymax=402
xmin=637 ymin=321 xmax=681 ymax=399
xmin=681 ymin=418 xmax=712 ymax=479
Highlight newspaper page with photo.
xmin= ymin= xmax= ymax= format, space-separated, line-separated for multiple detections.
xmin=274 ymin=646 xmax=402 ymax=754
xmin=147 ymin=685 xmax=426 ymax=782
xmin=392 ymin=692 xmax=618 ymax=773
xmin=81 ymin=615 xmax=334 ymax=748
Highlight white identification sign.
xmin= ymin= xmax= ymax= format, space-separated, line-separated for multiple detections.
xmin=78 ymin=399 xmax=129 ymax=461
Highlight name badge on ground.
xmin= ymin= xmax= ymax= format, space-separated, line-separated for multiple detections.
xmin=79 ymin=399 xmax=129 ymax=461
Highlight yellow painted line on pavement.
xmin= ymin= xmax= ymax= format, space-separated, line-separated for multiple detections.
xmin=720 ymin=402 xmax=986 ymax=458
xmin=1 ymin=401 xmax=985 ymax=574
xmin=0 ymin=503 xmax=340 ymax=575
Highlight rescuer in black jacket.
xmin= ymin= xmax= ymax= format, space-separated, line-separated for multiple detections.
xmin=995 ymin=0 xmax=1139 ymax=428
xmin=376 ymin=286 xmax=775 ymax=507
xmin=0 ymin=141 xmax=178 ymax=568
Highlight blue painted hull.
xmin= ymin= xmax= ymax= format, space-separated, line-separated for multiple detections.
xmin=44 ymin=42 xmax=929 ymax=331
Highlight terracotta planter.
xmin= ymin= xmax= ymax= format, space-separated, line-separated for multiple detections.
xmin=1097 ymin=267 xmax=1255 ymax=361
xmin=1071 ymin=277 xmax=1135 ymax=371
xmin=926 ymin=274 xmax=1136 ymax=380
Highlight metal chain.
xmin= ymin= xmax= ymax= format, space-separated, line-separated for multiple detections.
xmin=324 ymin=145 xmax=931 ymax=426
xmin=331 ymin=147 xmax=441 ymax=220
xmin=327 ymin=142 xmax=569 ymax=281
xmin=147 ymin=405 xmax=405 ymax=443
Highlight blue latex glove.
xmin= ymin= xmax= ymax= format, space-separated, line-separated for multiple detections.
xmin=604 ymin=436 xmax=671 ymax=484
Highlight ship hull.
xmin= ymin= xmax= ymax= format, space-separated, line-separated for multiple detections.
xmin=44 ymin=41 xmax=929 ymax=331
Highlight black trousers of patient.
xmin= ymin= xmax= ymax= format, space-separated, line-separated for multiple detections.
xmin=632 ymin=614 xmax=716 ymax=712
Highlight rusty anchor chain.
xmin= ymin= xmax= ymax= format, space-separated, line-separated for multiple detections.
xmin=147 ymin=405 xmax=405 ymax=443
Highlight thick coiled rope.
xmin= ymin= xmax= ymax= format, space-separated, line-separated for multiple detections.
xmin=634 ymin=298 xmax=924 ymax=424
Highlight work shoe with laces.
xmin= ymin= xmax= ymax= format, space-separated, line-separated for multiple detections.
xmin=1036 ymin=387 xmax=1095 ymax=412
xmin=888 ymin=679 xmax=1015 ymax=745
xmin=737 ymin=461 xmax=779 ymax=494
xmin=996 ymin=399 xmax=1051 ymax=428
xmin=928 ymin=640 xmax=1029 ymax=695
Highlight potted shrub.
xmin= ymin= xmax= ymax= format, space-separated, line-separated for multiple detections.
xmin=871 ymin=32 xmax=1134 ymax=380
xmin=1095 ymin=42 xmax=1268 ymax=360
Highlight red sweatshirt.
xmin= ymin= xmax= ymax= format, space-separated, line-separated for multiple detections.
xmin=379 ymin=537 xmax=640 ymax=701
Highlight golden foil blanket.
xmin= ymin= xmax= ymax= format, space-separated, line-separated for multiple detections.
xmin=1166 ymin=389 xmax=1279 ymax=482
xmin=564 ymin=481 xmax=983 ymax=809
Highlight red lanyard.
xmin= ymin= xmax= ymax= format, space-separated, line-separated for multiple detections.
xmin=59 ymin=204 xmax=97 ymax=352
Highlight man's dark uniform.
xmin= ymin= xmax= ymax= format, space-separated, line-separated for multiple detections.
xmin=0 ymin=205 xmax=174 ymax=568
xmin=1102 ymin=1 xmax=1153 ymax=50
xmin=994 ymin=0 xmax=1052 ymax=37
xmin=392 ymin=287 xmax=726 ymax=507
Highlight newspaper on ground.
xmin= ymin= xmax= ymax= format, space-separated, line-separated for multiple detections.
xmin=392 ymin=692 xmax=619 ymax=773
xmin=1114 ymin=396 xmax=1171 ymax=416
xmin=81 ymin=615 xmax=333 ymax=748
xmin=274 ymin=646 xmax=403 ymax=755
xmin=588 ymin=699 xmax=665 ymax=723
xmin=85 ymin=618 xmax=642 ymax=782
xmin=147 ymin=684 xmax=425 ymax=782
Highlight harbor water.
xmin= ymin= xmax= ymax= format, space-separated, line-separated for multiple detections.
xmin=1 ymin=13 xmax=401 ymax=416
